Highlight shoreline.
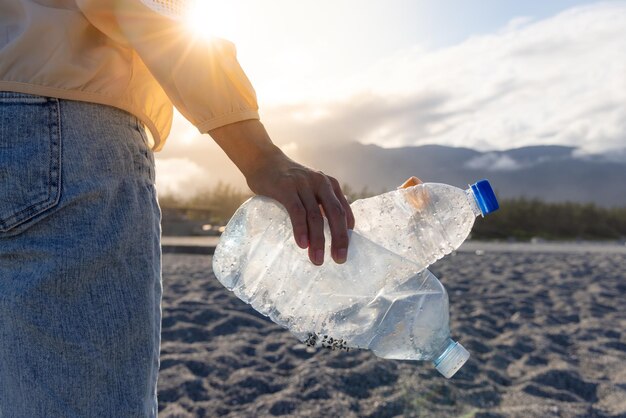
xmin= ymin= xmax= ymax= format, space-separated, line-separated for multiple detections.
xmin=161 ymin=236 xmax=626 ymax=255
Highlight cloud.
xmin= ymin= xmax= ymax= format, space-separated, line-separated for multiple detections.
xmin=261 ymin=2 xmax=626 ymax=153
xmin=262 ymin=90 xmax=452 ymax=147
xmin=464 ymin=153 xmax=523 ymax=171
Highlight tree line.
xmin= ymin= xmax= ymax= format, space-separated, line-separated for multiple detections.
xmin=472 ymin=198 xmax=626 ymax=240
xmin=159 ymin=184 xmax=626 ymax=240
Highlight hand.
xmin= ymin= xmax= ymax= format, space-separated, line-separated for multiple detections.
xmin=247 ymin=154 xmax=355 ymax=266
xmin=208 ymin=119 xmax=355 ymax=266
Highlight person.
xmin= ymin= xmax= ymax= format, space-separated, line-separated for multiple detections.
xmin=0 ymin=0 xmax=355 ymax=416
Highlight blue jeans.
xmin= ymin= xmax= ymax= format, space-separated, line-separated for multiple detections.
xmin=0 ymin=92 xmax=162 ymax=417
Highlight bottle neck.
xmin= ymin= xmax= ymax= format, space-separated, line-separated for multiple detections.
xmin=465 ymin=188 xmax=483 ymax=217
xmin=433 ymin=337 xmax=455 ymax=364
xmin=432 ymin=337 xmax=470 ymax=378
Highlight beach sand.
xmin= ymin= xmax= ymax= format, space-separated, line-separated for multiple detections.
xmin=157 ymin=250 xmax=626 ymax=418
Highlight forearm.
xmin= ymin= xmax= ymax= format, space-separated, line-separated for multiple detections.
xmin=208 ymin=119 xmax=286 ymax=181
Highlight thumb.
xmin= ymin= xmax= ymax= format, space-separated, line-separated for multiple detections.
xmin=398 ymin=176 xmax=423 ymax=189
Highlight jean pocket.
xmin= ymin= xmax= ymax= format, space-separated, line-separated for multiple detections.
xmin=0 ymin=93 xmax=62 ymax=235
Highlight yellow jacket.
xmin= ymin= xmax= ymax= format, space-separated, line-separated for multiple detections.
xmin=0 ymin=0 xmax=260 ymax=151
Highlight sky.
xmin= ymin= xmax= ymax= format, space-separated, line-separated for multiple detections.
xmin=156 ymin=0 xmax=626 ymax=199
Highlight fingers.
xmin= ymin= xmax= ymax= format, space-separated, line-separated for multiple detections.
xmin=297 ymin=187 xmax=326 ymax=266
xmin=283 ymin=173 xmax=352 ymax=266
xmin=329 ymin=176 xmax=355 ymax=230
xmin=317 ymin=178 xmax=350 ymax=264
xmin=282 ymin=195 xmax=309 ymax=250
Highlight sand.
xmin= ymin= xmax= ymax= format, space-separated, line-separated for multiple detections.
xmin=157 ymin=249 xmax=626 ymax=418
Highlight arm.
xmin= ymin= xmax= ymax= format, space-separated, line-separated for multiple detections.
xmin=208 ymin=119 xmax=355 ymax=265
xmin=76 ymin=0 xmax=354 ymax=264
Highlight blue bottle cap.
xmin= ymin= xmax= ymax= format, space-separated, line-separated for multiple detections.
xmin=470 ymin=179 xmax=499 ymax=215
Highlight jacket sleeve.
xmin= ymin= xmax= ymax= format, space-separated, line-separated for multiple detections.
xmin=75 ymin=0 xmax=260 ymax=133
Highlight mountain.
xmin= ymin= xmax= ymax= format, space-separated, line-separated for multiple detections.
xmin=296 ymin=143 xmax=626 ymax=207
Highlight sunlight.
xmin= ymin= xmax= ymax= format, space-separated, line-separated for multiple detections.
xmin=183 ymin=0 xmax=240 ymax=42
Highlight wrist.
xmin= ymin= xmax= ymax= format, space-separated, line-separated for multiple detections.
xmin=241 ymin=142 xmax=286 ymax=181
xmin=208 ymin=119 xmax=286 ymax=179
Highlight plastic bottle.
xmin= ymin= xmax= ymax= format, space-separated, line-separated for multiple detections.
xmin=213 ymin=180 xmax=498 ymax=377
xmin=350 ymin=180 xmax=498 ymax=268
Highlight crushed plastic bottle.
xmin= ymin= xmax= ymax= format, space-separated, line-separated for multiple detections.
xmin=213 ymin=180 xmax=498 ymax=378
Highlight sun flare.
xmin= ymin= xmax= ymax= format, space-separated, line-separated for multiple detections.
xmin=184 ymin=0 xmax=240 ymax=42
